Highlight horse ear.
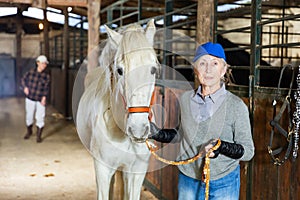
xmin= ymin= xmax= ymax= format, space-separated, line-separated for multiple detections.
xmin=145 ymin=19 xmax=156 ymax=46
xmin=105 ymin=25 xmax=122 ymax=47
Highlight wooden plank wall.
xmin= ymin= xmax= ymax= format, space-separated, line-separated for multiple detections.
xmin=251 ymin=97 xmax=299 ymax=200
xmin=145 ymin=87 xmax=184 ymax=200
xmin=145 ymin=87 xmax=300 ymax=200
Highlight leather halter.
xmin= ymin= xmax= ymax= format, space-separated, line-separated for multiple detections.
xmin=268 ymin=64 xmax=295 ymax=165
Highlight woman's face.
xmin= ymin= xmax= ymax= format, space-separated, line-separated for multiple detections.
xmin=194 ymin=54 xmax=227 ymax=88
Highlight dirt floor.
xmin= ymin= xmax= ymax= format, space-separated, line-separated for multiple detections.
xmin=0 ymin=97 xmax=157 ymax=200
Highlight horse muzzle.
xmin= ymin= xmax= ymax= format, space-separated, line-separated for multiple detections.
xmin=126 ymin=123 xmax=150 ymax=143
xmin=126 ymin=110 xmax=151 ymax=143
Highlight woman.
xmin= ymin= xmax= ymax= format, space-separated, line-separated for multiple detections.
xmin=150 ymin=42 xmax=255 ymax=200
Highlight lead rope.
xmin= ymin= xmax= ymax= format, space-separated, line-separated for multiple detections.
xmin=145 ymin=139 xmax=221 ymax=199
xmin=202 ymin=140 xmax=221 ymax=200
xmin=146 ymin=92 xmax=221 ymax=199
xmin=292 ymin=66 xmax=300 ymax=161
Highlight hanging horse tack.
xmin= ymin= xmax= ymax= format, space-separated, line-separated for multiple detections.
xmin=268 ymin=64 xmax=299 ymax=165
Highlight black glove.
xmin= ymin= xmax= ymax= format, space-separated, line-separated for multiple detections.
xmin=213 ymin=140 xmax=244 ymax=159
xmin=149 ymin=122 xmax=178 ymax=143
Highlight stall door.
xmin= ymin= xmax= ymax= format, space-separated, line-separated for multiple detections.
xmin=0 ymin=58 xmax=15 ymax=97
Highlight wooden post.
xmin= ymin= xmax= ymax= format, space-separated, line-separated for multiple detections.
xmin=15 ymin=8 xmax=23 ymax=96
xmin=195 ymin=0 xmax=215 ymax=88
xmin=63 ymin=7 xmax=70 ymax=117
xmin=87 ymin=0 xmax=101 ymax=72
xmin=43 ymin=8 xmax=49 ymax=58
xmin=196 ymin=0 xmax=215 ymax=44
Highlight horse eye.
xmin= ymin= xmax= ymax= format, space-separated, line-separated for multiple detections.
xmin=151 ymin=67 xmax=157 ymax=75
xmin=117 ymin=68 xmax=123 ymax=76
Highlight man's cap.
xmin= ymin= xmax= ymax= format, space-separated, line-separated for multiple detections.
xmin=193 ymin=42 xmax=226 ymax=62
xmin=36 ymin=55 xmax=49 ymax=64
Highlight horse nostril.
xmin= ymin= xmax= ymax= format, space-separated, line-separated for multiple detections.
xmin=127 ymin=126 xmax=132 ymax=136
xmin=145 ymin=125 xmax=150 ymax=136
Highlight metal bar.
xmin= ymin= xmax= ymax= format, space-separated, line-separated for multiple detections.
xmin=261 ymin=42 xmax=300 ymax=49
xmin=120 ymin=2 xmax=123 ymax=26
xmin=163 ymin=3 xmax=197 ymax=17
xmin=106 ymin=8 xmax=113 ymax=28
xmin=280 ymin=0 xmax=286 ymax=68
xmin=262 ymin=31 xmax=300 ymax=36
xmin=138 ymin=0 xmax=142 ymax=21
xmin=224 ymin=46 xmax=250 ymax=51
xmin=100 ymin=0 xmax=129 ymax=13
xmin=214 ymin=0 xmax=218 ymax=42
xmin=73 ymin=29 xmax=76 ymax=67
xmin=164 ymin=19 xmax=197 ymax=29
xmin=80 ymin=16 xmax=84 ymax=62
xmin=106 ymin=11 xmax=139 ymax=25
xmin=217 ymin=26 xmax=251 ymax=34
xmin=248 ymin=1 xmax=262 ymax=199
xmin=165 ymin=38 xmax=195 ymax=43
xmin=102 ymin=6 xmax=164 ymax=12
xmin=165 ymin=51 xmax=195 ymax=57
xmin=258 ymin=13 xmax=300 ymax=26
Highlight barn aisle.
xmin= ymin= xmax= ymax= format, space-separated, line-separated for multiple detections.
xmin=0 ymin=97 xmax=156 ymax=200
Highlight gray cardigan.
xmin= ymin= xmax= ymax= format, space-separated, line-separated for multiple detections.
xmin=177 ymin=90 xmax=255 ymax=180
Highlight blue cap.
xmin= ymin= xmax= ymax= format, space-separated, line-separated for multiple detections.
xmin=192 ymin=42 xmax=226 ymax=62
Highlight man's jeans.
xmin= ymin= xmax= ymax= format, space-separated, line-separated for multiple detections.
xmin=25 ymin=98 xmax=45 ymax=128
xmin=178 ymin=165 xmax=240 ymax=200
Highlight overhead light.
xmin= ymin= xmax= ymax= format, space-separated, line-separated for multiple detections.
xmin=67 ymin=7 xmax=72 ymax=12
xmin=38 ymin=22 xmax=44 ymax=30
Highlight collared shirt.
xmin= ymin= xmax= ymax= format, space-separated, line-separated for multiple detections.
xmin=190 ymin=83 xmax=227 ymax=122
xmin=21 ymin=68 xmax=50 ymax=101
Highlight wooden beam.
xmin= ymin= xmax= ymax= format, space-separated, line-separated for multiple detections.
xmin=32 ymin=0 xmax=46 ymax=9
xmin=47 ymin=0 xmax=87 ymax=7
xmin=0 ymin=0 xmax=32 ymax=4
xmin=87 ymin=0 xmax=101 ymax=72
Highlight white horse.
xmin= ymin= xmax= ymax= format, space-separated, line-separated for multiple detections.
xmin=76 ymin=20 xmax=159 ymax=200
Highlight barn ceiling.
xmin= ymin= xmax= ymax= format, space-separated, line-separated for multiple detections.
xmin=0 ymin=0 xmax=299 ymax=34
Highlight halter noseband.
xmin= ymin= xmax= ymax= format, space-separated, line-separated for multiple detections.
xmin=127 ymin=91 xmax=155 ymax=116
xmin=128 ymin=107 xmax=151 ymax=113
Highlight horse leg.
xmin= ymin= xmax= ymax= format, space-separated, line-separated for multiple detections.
xmin=110 ymin=171 xmax=124 ymax=200
xmin=94 ymin=159 xmax=116 ymax=200
xmin=122 ymin=171 xmax=147 ymax=200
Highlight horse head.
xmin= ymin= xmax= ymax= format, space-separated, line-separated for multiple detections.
xmin=105 ymin=20 xmax=159 ymax=143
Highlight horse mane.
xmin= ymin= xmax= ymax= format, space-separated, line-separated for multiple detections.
xmin=86 ymin=23 xmax=155 ymax=98
xmin=83 ymin=38 xmax=117 ymax=98
xmin=119 ymin=24 xmax=155 ymax=62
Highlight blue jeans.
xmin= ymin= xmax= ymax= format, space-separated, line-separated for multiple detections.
xmin=178 ymin=165 xmax=240 ymax=200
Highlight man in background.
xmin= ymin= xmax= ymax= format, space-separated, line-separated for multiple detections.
xmin=21 ymin=55 xmax=50 ymax=143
